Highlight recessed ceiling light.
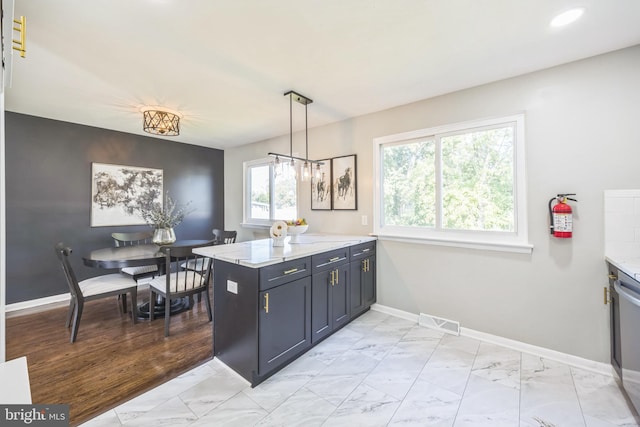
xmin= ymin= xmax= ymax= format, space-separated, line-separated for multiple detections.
xmin=550 ymin=8 xmax=585 ymax=27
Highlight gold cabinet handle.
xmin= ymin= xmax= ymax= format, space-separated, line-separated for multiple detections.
xmin=603 ymin=287 xmax=609 ymax=305
xmin=362 ymin=259 xmax=366 ymax=272
xmin=362 ymin=248 xmax=370 ymax=252
xmin=334 ymin=268 xmax=339 ymax=285
xmin=329 ymin=257 xmax=341 ymax=262
xmin=284 ymin=268 xmax=298 ymax=275
xmin=608 ymin=274 xmax=617 ymax=280
xmin=330 ymin=270 xmax=335 ymax=286
xmin=264 ymin=293 xmax=269 ymax=313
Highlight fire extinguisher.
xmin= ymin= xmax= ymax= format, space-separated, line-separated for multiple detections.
xmin=548 ymin=193 xmax=577 ymax=238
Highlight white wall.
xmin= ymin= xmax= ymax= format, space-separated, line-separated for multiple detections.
xmin=225 ymin=46 xmax=640 ymax=363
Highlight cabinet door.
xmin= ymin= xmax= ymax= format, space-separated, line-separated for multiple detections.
xmin=350 ymin=255 xmax=375 ymax=318
xmin=312 ymin=269 xmax=332 ymax=344
xmin=332 ymin=263 xmax=350 ymax=330
xmin=363 ymin=255 xmax=376 ymax=307
xmin=312 ymin=264 xmax=350 ymax=344
xmin=610 ymin=284 xmax=622 ymax=377
xmin=258 ymin=276 xmax=311 ymax=375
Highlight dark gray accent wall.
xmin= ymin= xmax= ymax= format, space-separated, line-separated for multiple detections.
xmin=5 ymin=112 xmax=225 ymax=304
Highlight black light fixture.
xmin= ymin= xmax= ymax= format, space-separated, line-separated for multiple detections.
xmin=142 ymin=109 xmax=180 ymax=136
xmin=269 ymin=90 xmax=323 ymax=181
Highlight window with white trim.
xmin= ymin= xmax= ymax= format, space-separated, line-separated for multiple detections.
xmin=244 ymin=158 xmax=297 ymax=226
xmin=373 ymin=114 xmax=530 ymax=253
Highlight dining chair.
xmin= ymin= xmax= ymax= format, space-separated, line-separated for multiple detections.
xmin=148 ymin=241 xmax=215 ymax=337
xmin=212 ymin=229 xmax=237 ymax=244
xmin=111 ymin=231 xmax=159 ymax=283
xmin=55 ymin=242 xmax=138 ymax=343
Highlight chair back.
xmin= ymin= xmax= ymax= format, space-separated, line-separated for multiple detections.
xmin=212 ymin=229 xmax=237 ymax=244
xmin=54 ymin=242 xmax=82 ymax=301
xmin=112 ymin=231 xmax=154 ymax=247
xmin=161 ymin=241 xmax=215 ymax=294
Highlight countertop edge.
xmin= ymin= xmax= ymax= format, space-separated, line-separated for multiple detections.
xmin=194 ymin=234 xmax=376 ymax=268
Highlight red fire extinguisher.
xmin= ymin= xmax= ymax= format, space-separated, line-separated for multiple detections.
xmin=548 ymin=194 xmax=577 ymax=238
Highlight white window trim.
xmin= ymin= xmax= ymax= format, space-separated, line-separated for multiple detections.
xmin=243 ymin=157 xmax=298 ymax=227
xmin=373 ymin=114 xmax=532 ymax=254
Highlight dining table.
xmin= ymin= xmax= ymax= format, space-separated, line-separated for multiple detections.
xmin=83 ymin=239 xmax=215 ymax=318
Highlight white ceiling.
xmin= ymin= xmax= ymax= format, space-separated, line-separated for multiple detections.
xmin=4 ymin=0 xmax=640 ymax=150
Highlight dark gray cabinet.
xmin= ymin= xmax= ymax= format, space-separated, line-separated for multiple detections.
xmin=607 ymin=263 xmax=622 ymax=378
xmin=212 ymin=240 xmax=376 ymax=386
xmin=311 ymin=254 xmax=350 ymax=344
xmin=259 ymin=276 xmax=311 ymax=374
xmin=350 ymin=241 xmax=376 ymax=318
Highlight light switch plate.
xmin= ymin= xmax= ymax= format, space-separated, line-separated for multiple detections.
xmin=227 ymin=280 xmax=238 ymax=294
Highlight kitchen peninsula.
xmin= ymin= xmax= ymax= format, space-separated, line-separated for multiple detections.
xmin=194 ymin=234 xmax=377 ymax=386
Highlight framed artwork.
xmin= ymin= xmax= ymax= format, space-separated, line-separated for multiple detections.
xmin=331 ymin=154 xmax=357 ymax=210
xmin=91 ymin=163 xmax=163 ymax=227
xmin=311 ymin=159 xmax=332 ymax=210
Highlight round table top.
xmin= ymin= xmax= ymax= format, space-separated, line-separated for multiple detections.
xmin=83 ymin=240 xmax=214 ymax=269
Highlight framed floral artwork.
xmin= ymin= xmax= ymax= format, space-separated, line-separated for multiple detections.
xmin=311 ymin=159 xmax=332 ymax=210
xmin=331 ymin=154 xmax=357 ymax=210
xmin=90 ymin=163 xmax=163 ymax=227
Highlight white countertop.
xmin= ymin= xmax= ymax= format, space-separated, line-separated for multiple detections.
xmin=605 ymin=255 xmax=640 ymax=281
xmin=193 ymin=233 xmax=376 ymax=268
xmin=0 ymin=356 xmax=32 ymax=404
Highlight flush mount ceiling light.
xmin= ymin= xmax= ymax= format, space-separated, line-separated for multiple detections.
xmin=141 ymin=107 xmax=181 ymax=136
xmin=550 ymin=7 xmax=585 ymax=27
xmin=268 ymin=90 xmax=324 ymax=181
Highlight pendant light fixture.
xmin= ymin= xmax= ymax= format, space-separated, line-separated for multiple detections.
xmin=269 ymin=90 xmax=324 ymax=181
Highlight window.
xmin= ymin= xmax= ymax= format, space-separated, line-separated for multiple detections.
xmin=244 ymin=158 xmax=297 ymax=226
xmin=373 ymin=114 xmax=531 ymax=253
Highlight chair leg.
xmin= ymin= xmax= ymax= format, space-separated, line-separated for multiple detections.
xmin=66 ymin=297 xmax=76 ymax=328
xmin=121 ymin=293 xmax=128 ymax=314
xmin=70 ymin=301 xmax=84 ymax=343
xmin=149 ymin=289 xmax=155 ymax=321
xmin=204 ymin=286 xmax=213 ymax=322
xmin=130 ymin=289 xmax=138 ymax=324
xmin=164 ymin=296 xmax=171 ymax=337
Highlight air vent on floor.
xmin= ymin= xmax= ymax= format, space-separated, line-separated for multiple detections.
xmin=418 ymin=313 xmax=460 ymax=335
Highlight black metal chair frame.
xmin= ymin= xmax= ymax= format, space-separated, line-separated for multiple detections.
xmin=55 ymin=242 xmax=138 ymax=343
xmin=149 ymin=241 xmax=215 ymax=337
xmin=212 ymin=229 xmax=237 ymax=245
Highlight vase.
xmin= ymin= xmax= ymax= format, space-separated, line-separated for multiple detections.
xmin=272 ymin=236 xmax=285 ymax=247
xmin=152 ymin=227 xmax=176 ymax=245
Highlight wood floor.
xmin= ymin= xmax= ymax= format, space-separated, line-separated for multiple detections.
xmin=6 ymin=292 xmax=213 ymax=426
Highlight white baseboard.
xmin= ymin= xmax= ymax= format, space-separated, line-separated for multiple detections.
xmin=5 ymin=293 xmax=70 ymax=317
xmin=370 ymin=303 xmax=419 ymax=322
xmin=5 ymin=284 xmax=152 ymax=318
xmin=371 ymin=304 xmax=613 ymax=377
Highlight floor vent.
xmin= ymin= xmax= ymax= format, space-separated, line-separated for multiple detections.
xmin=418 ymin=313 xmax=460 ymax=336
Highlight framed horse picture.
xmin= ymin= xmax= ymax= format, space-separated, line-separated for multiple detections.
xmin=331 ymin=154 xmax=357 ymax=210
xmin=311 ymin=159 xmax=332 ymax=210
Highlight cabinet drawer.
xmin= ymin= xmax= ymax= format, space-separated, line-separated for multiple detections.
xmin=350 ymin=241 xmax=376 ymax=260
xmin=259 ymin=257 xmax=311 ymax=291
xmin=312 ymin=248 xmax=349 ymax=272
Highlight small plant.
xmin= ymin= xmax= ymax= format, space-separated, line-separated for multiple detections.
xmin=140 ymin=192 xmax=193 ymax=229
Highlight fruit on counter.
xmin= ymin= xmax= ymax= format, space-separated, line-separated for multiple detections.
xmin=286 ymin=218 xmax=307 ymax=226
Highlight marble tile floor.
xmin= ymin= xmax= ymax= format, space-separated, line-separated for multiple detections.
xmin=81 ymin=310 xmax=639 ymax=427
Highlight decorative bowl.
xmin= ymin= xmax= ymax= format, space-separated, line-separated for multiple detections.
xmin=287 ymin=224 xmax=308 ymax=243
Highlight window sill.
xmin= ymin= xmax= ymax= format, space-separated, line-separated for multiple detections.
xmin=374 ymin=233 xmax=533 ymax=254
xmin=240 ymin=222 xmax=271 ymax=230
